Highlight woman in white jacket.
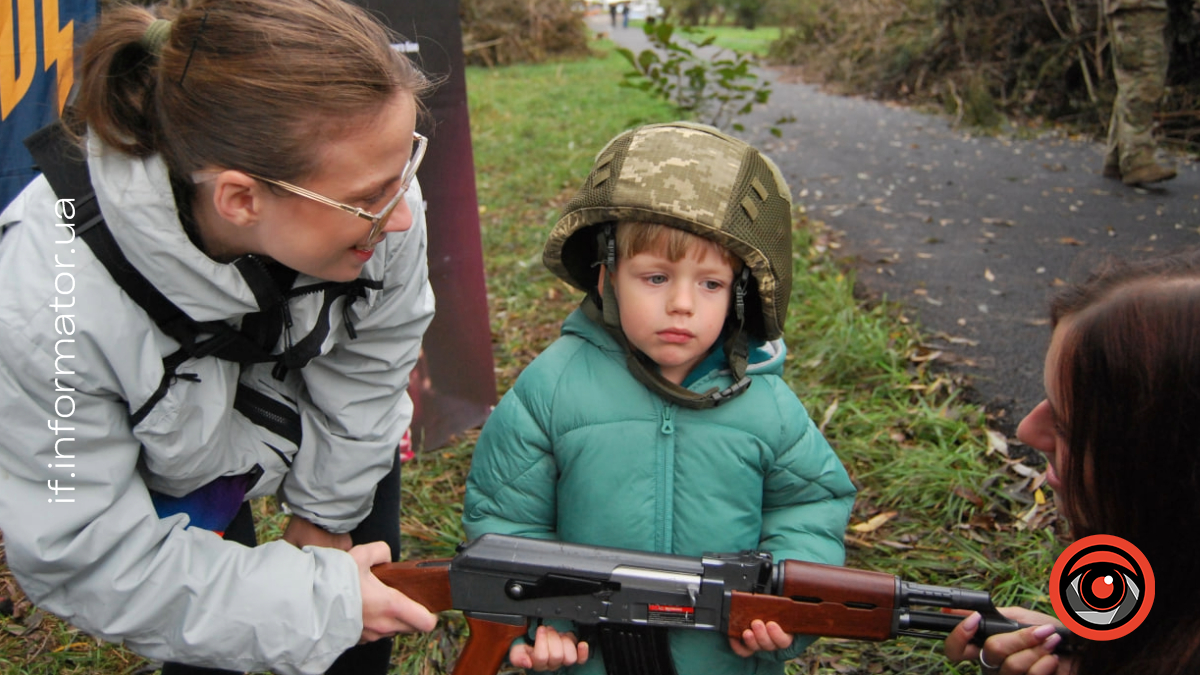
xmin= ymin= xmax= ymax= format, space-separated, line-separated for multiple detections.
xmin=0 ymin=0 xmax=438 ymax=673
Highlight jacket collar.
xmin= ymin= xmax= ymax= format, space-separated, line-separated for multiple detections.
xmin=89 ymin=137 xmax=265 ymax=322
xmin=562 ymin=305 xmax=787 ymax=388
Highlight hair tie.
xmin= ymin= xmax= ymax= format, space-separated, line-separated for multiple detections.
xmin=140 ymin=19 xmax=172 ymax=57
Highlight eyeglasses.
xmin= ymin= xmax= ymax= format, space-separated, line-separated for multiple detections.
xmin=246 ymin=131 xmax=427 ymax=251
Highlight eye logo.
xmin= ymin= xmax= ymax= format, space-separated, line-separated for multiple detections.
xmin=1049 ymin=534 xmax=1154 ymax=640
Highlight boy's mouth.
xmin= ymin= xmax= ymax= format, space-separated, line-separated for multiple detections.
xmin=657 ymin=329 xmax=695 ymax=343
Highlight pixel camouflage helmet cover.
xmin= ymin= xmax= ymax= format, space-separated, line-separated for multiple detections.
xmin=543 ymin=122 xmax=794 ymax=407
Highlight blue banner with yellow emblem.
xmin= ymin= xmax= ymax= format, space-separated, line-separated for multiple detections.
xmin=2 ymin=0 xmax=96 ymax=210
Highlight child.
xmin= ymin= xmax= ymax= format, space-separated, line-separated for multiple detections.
xmin=463 ymin=122 xmax=856 ymax=674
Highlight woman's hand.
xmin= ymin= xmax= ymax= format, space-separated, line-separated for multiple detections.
xmin=945 ymin=607 xmax=1070 ymax=675
xmin=282 ymin=515 xmax=353 ymax=551
xmin=729 ymin=620 xmax=794 ymax=657
xmin=351 ymin=542 xmax=438 ymax=643
xmin=508 ymin=624 xmax=589 ymax=671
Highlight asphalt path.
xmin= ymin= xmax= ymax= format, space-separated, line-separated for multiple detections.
xmin=592 ymin=16 xmax=1200 ymax=434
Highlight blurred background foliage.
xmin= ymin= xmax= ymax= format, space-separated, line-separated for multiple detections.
xmin=466 ymin=0 xmax=1200 ymax=149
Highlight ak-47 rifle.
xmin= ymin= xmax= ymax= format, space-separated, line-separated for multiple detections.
xmin=374 ymin=533 xmax=1065 ymax=674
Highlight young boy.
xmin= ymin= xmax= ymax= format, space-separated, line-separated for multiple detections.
xmin=463 ymin=122 xmax=856 ymax=674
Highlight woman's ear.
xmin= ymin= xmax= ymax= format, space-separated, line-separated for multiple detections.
xmin=207 ymin=170 xmax=265 ymax=229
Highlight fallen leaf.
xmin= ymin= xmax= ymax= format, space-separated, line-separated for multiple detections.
xmin=953 ymin=485 xmax=985 ymax=508
xmin=984 ymin=268 xmax=995 ymax=282
xmin=844 ymin=534 xmax=873 ymax=549
xmin=1059 ymin=237 xmax=1085 ymax=246
xmin=852 ymin=510 xmax=898 ymax=533
xmin=819 ymin=399 xmax=839 ymax=434
xmin=986 ymin=429 xmax=1009 ymax=456
xmin=1011 ymin=462 xmax=1040 ymax=478
xmin=909 ymin=347 xmax=942 ymax=363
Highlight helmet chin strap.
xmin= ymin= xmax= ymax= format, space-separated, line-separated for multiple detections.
xmin=585 ymin=225 xmax=752 ymax=410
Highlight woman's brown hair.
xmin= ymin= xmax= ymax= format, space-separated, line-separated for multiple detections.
xmin=71 ymin=0 xmax=430 ymax=181
xmin=1048 ymin=248 xmax=1200 ymax=675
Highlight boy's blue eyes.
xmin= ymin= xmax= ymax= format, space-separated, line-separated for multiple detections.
xmin=643 ymin=274 xmax=726 ymax=289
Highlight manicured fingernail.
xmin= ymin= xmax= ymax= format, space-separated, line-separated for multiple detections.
xmin=1033 ymin=624 xmax=1057 ymax=640
xmin=1043 ymin=634 xmax=1062 ymax=651
xmin=962 ymin=613 xmax=981 ymax=632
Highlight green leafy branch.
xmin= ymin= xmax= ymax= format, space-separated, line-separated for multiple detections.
xmin=616 ymin=21 xmax=791 ymax=135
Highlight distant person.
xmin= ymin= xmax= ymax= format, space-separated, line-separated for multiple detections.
xmin=622 ymin=2 xmax=631 ymax=28
xmin=944 ymin=249 xmax=1200 ymax=674
xmin=1102 ymin=0 xmax=1176 ymax=186
xmin=610 ymin=2 xmax=617 ymax=27
xmin=463 ymin=122 xmax=856 ymax=674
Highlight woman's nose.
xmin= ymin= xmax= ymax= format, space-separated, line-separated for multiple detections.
xmin=1016 ymin=399 xmax=1057 ymax=455
xmin=381 ymin=198 xmax=414 ymax=234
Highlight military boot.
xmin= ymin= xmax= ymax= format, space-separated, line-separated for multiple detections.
xmin=1122 ymin=162 xmax=1176 ymax=186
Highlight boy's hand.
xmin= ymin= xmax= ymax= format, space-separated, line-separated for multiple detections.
xmin=282 ymin=514 xmax=353 ymax=551
xmin=729 ymin=620 xmax=794 ymax=657
xmin=509 ymin=624 xmax=590 ymax=671
xmin=351 ymin=542 xmax=438 ymax=643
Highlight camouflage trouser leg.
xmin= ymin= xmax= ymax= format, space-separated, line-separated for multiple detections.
xmin=1105 ymin=8 xmax=1169 ymax=173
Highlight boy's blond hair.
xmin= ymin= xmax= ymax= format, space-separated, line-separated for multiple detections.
xmin=616 ymin=222 xmax=744 ymax=273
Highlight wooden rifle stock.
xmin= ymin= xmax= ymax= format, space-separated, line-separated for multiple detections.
xmin=727 ymin=559 xmax=897 ymax=641
xmin=372 ymin=559 xmax=527 ymax=675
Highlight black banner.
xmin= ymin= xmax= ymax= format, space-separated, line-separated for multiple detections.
xmin=349 ymin=0 xmax=496 ymax=451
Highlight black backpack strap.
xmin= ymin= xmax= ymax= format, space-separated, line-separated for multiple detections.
xmin=23 ymin=119 xmax=105 ymax=237
xmin=24 ymin=119 xmax=280 ymax=366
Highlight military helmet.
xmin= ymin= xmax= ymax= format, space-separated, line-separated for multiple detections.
xmin=544 ymin=121 xmax=794 ymax=341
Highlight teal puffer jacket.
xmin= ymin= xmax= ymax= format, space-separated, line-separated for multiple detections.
xmin=463 ymin=308 xmax=856 ymax=674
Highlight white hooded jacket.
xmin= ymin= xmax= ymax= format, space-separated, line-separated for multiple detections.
xmin=0 ymin=136 xmax=435 ymax=673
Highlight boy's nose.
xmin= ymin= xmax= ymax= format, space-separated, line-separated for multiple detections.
xmin=667 ymin=285 xmax=694 ymax=314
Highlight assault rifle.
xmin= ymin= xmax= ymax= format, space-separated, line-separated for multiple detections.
xmin=374 ymin=533 xmax=1064 ymax=674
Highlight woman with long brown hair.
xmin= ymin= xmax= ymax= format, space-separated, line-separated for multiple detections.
xmin=0 ymin=0 xmax=439 ymax=672
xmin=946 ymin=249 xmax=1200 ymax=674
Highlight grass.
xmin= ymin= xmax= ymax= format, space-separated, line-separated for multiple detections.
xmin=0 ymin=38 xmax=1067 ymax=675
xmin=629 ymin=20 xmax=782 ymax=57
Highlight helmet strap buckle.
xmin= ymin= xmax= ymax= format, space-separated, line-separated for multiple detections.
xmin=734 ymin=267 xmax=750 ymax=324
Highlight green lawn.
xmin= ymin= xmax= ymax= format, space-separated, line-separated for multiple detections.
xmin=632 ymin=20 xmax=782 ymax=57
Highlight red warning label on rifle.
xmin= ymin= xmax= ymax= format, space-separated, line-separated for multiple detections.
xmin=648 ymin=605 xmax=696 ymax=625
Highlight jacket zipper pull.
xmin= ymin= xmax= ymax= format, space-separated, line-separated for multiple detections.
xmin=661 ymin=406 xmax=675 ymax=435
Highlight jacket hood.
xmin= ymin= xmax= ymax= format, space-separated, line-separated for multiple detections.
xmin=89 ymin=136 xmax=262 ymax=322
xmin=561 ymin=307 xmax=786 ymax=386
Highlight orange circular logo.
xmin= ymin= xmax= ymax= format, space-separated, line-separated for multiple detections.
xmin=1049 ymin=534 xmax=1154 ymax=640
